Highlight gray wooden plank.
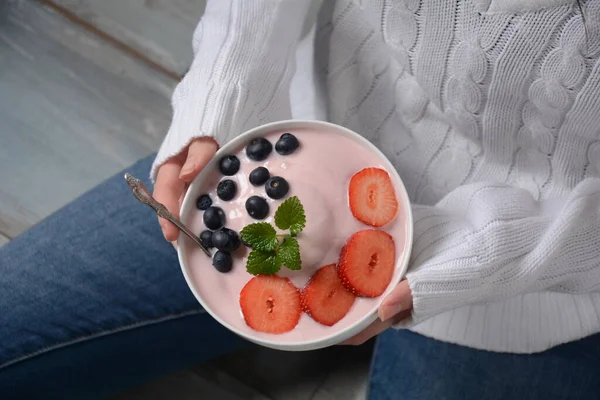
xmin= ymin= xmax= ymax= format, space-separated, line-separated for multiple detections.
xmin=192 ymin=363 xmax=272 ymax=400
xmin=310 ymin=359 xmax=370 ymax=400
xmin=50 ymin=0 xmax=206 ymax=76
xmin=0 ymin=232 xmax=9 ymax=247
xmin=0 ymin=0 xmax=174 ymax=237
xmin=309 ymin=343 xmax=373 ymax=400
xmin=211 ymin=347 xmax=347 ymax=400
xmin=110 ymin=369 xmax=247 ymax=400
xmin=0 ymin=188 xmax=39 ymax=239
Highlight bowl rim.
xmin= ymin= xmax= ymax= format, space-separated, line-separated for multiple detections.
xmin=177 ymin=119 xmax=414 ymax=351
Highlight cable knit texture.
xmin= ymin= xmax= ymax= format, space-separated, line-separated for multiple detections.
xmin=153 ymin=0 xmax=600 ymax=353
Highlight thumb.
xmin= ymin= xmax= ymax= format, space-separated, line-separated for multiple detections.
xmin=179 ymin=137 xmax=218 ymax=182
xmin=153 ymin=160 xmax=186 ymax=242
xmin=378 ymin=280 xmax=412 ymax=322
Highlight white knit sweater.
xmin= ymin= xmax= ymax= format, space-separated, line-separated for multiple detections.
xmin=152 ymin=0 xmax=600 ymax=353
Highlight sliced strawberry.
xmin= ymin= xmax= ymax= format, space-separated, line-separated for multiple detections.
xmin=349 ymin=168 xmax=398 ymax=227
xmin=338 ymin=230 xmax=396 ymax=297
xmin=301 ymin=264 xmax=356 ymax=326
xmin=240 ymin=275 xmax=301 ymax=334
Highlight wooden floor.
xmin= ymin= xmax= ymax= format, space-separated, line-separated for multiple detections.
xmin=0 ymin=1 xmax=372 ymax=398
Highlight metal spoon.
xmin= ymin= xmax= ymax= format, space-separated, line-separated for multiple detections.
xmin=124 ymin=173 xmax=211 ymax=257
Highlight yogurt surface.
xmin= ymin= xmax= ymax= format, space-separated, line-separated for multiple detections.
xmin=183 ymin=128 xmax=409 ymax=343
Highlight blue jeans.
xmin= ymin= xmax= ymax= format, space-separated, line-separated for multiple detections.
xmin=2 ymin=155 xmax=600 ymax=399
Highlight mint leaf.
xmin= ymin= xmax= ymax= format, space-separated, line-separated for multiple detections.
xmin=240 ymin=223 xmax=278 ymax=251
xmin=278 ymin=237 xmax=301 ymax=270
xmin=241 ymin=196 xmax=306 ymax=274
xmin=274 ymin=196 xmax=306 ymax=236
xmin=246 ymin=250 xmax=281 ymax=275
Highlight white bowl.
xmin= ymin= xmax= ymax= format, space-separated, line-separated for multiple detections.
xmin=177 ymin=120 xmax=413 ymax=351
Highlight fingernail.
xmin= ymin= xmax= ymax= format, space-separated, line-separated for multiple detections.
xmin=179 ymin=161 xmax=195 ymax=178
xmin=379 ymin=294 xmax=408 ymax=322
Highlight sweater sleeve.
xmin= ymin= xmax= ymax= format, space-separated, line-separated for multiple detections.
xmin=399 ymin=178 xmax=600 ymax=326
xmin=150 ymin=0 xmax=312 ymax=181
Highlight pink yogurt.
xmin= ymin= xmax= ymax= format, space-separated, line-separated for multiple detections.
xmin=181 ymin=127 xmax=409 ymax=346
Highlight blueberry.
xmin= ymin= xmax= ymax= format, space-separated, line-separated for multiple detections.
xmin=275 ymin=133 xmax=300 ymax=155
xmin=219 ymin=155 xmax=240 ymax=176
xmin=217 ymin=179 xmax=237 ymax=201
xmin=213 ymin=251 xmax=233 ymax=273
xmin=203 ymin=206 xmax=226 ymax=230
xmin=246 ymin=137 xmax=272 ymax=161
xmin=245 ymin=196 xmax=269 ymax=220
xmin=199 ymin=230 xmax=214 ymax=248
xmin=212 ymin=228 xmax=241 ymax=252
xmin=196 ymin=194 xmax=212 ymax=210
xmin=265 ymin=176 xmax=289 ymax=200
xmin=249 ymin=166 xmax=270 ymax=186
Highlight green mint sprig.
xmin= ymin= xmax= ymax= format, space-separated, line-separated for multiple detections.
xmin=240 ymin=196 xmax=306 ymax=275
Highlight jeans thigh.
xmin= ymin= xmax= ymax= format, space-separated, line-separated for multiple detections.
xmin=369 ymin=329 xmax=600 ymax=400
xmin=0 ymin=155 xmax=245 ymax=399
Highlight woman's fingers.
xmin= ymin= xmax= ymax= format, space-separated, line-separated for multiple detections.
xmin=340 ymin=318 xmax=393 ymax=346
xmin=179 ymin=138 xmax=218 ymax=182
xmin=340 ymin=309 xmax=411 ymax=346
xmin=378 ymin=280 xmax=412 ymax=322
xmin=153 ymin=137 xmax=218 ymax=243
xmin=154 ymin=159 xmax=186 ymax=241
xmin=339 ymin=280 xmax=413 ymax=346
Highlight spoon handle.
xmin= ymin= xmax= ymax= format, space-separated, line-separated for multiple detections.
xmin=124 ymin=173 xmax=211 ymax=257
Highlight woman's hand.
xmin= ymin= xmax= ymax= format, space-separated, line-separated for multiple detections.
xmin=342 ymin=280 xmax=413 ymax=345
xmin=153 ymin=137 xmax=218 ymax=242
